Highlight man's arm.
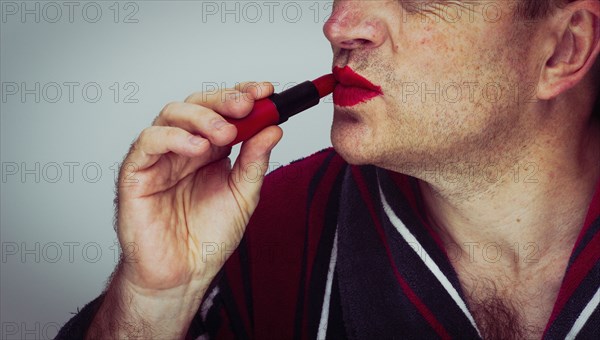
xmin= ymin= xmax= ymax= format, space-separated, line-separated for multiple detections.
xmin=57 ymin=82 xmax=282 ymax=339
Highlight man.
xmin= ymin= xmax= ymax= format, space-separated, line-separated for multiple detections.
xmin=58 ymin=0 xmax=599 ymax=339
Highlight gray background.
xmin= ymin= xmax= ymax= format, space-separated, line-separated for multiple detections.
xmin=0 ymin=1 xmax=334 ymax=338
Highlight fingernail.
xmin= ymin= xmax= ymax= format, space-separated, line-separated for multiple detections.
xmin=189 ymin=136 xmax=206 ymax=146
xmin=212 ymin=119 xmax=231 ymax=131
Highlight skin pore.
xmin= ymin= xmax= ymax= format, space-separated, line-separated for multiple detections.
xmin=325 ymin=0 xmax=600 ymax=338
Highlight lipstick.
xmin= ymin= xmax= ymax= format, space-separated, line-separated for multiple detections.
xmin=332 ymin=66 xmax=382 ymax=107
xmin=225 ymin=74 xmax=336 ymax=146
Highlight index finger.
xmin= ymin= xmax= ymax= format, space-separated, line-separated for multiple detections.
xmin=235 ymin=81 xmax=275 ymax=100
xmin=184 ymin=82 xmax=275 ymax=119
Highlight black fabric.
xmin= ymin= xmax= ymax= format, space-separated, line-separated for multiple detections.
xmin=218 ymin=274 xmax=250 ymax=340
xmin=190 ymin=269 xmax=226 ymax=338
xmin=544 ymin=260 xmax=600 ymax=339
xmin=336 ymin=167 xmax=442 ymax=339
xmin=238 ymin=237 xmax=255 ymax=331
xmin=306 ymin=171 xmax=344 ymax=340
xmin=55 ymin=294 xmax=104 ymax=339
xmin=377 ymin=169 xmax=480 ymax=338
xmin=325 ymin=273 xmax=347 ymax=339
xmin=335 ymin=166 xmax=481 ymax=339
xmin=573 ymin=301 xmax=600 ymax=339
xmin=293 ymin=150 xmax=339 ymax=340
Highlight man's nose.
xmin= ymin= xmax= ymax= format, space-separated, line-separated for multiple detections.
xmin=323 ymin=1 xmax=387 ymax=50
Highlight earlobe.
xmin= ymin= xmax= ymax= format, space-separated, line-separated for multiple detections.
xmin=537 ymin=6 xmax=600 ymax=100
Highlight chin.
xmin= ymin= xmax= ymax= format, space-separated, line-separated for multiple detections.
xmin=330 ymin=117 xmax=376 ymax=166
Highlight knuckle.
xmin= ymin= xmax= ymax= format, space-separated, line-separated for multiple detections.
xmin=160 ymin=101 xmax=179 ymax=118
xmin=222 ymin=90 xmax=242 ymax=104
xmin=189 ymin=88 xmax=227 ymax=104
xmin=138 ymin=126 xmax=156 ymax=143
xmin=190 ymin=104 xmax=210 ymax=119
xmin=184 ymin=92 xmax=200 ymax=103
xmin=130 ymin=132 xmax=146 ymax=154
xmin=165 ymin=127 xmax=180 ymax=140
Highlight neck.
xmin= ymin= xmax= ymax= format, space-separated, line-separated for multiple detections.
xmin=418 ymin=115 xmax=600 ymax=274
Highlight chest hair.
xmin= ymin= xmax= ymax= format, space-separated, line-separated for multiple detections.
xmin=460 ymin=273 xmax=562 ymax=339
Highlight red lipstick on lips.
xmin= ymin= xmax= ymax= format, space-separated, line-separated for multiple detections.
xmin=332 ymin=66 xmax=382 ymax=107
xmin=224 ymin=74 xmax=336 ymax=146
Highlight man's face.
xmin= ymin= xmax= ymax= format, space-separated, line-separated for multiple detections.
xmin=325 ymin=0 xmax=544 ymax=171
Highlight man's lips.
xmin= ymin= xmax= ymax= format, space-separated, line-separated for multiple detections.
xmin=333 ymin=66 xmax=381 ymax=90
xmin=332 ymin=66 xmax=382 ymax=107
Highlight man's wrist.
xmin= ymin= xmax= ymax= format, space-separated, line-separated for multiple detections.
xmin=86 ymin=268 xmax=209 ymax=339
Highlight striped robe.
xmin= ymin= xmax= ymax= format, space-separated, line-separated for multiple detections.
xmin=57 ymin=148 xmax=600 ymax=339
xmin=191 ymin=148 xmax=600 ymax=339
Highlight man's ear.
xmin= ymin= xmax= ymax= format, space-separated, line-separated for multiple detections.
xmin=537 ymin=1 xmax=600 ymax=100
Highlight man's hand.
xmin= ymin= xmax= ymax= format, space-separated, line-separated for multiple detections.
xmin=87 ymin=82 xmax=283 ymax=339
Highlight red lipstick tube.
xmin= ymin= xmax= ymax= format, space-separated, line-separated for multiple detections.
xmin=225 ymin=74 xmax=336 ymax=146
